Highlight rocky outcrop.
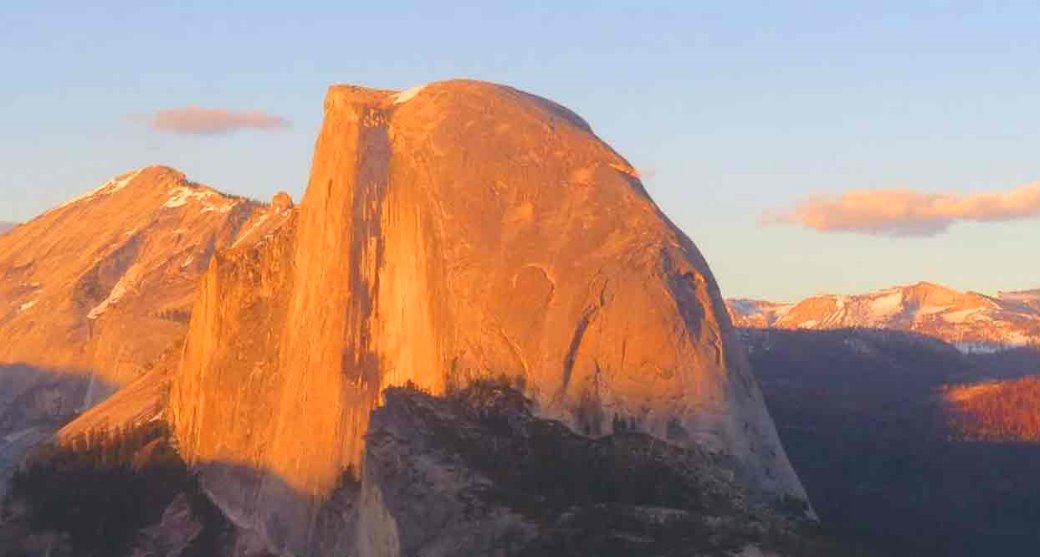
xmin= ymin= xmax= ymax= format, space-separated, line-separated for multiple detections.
xmin=169 ymin=80 xmax=807 ymax=554
xmin=271 ymin=192 xmax=294 ymax=212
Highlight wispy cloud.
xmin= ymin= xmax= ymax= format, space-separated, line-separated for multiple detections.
xmin=137 ymin=107 xmax=289 ymax=135
xmin=761 ymin=181 xmax=1040 ymax=237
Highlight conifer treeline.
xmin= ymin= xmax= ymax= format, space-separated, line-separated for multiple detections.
xmin=4 ymin=421 xmax=228 ymax=556
xmin=946 ymin=377 xmax=1040 ymax=442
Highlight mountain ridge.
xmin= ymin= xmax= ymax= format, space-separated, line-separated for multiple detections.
xmin=0 ymin=165 xmax=294 ymax=511
xmin=0 ymin=164 xmax=292 ymax=387
xmin=728 ymin=281 xmax=1040 ymax=351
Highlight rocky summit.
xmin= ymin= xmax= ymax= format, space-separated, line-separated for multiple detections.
xmin=165 ymin=80 xmax=808 ymax=554
xmin=0 ymin=165 xmax=292 ymax=390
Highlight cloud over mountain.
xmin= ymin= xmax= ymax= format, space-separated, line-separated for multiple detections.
xmin=762 ymin=181 xmax=1040 ymax=236
xmin=140 ymin=106 xmax=289 ymax=135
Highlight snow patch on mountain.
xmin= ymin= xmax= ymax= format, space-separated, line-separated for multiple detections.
xmin=163 ymin=185 xmax=237 ymax=213
xmin=48 ymin=169 xmax=145 ymax=213
xmin=917 ymin=304 xmax=953 ymax=316
xmin=728 ymin=299 xmax=765 ymax=316
xmin=87 ymin=267 xmax=140 ymax=320
xmin=942 ymin=308 xmax=985 ymax=324
xmin=232 ymin=212 xmax=269 ymax=248
xmin=726 ymin=299 xmax=794 ymax=327
xmin=867 ymin=289 xmax=904 ymax=319
xmin=393 ymin=84 xmax=427 ymax=105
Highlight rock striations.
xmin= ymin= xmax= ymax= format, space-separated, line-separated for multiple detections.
xmin=168 ymin=80 xmax=808 ymax=553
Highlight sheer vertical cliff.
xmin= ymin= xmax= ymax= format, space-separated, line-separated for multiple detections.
xmin=169 ymin=80 xmax=808 ymax=553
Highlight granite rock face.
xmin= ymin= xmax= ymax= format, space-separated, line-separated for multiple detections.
xmin=169 ymin=80 xmax=807 ymax=553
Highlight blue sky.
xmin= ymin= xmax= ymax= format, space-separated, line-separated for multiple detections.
xmin=2 ymin=2 xmax=1038 ymax=299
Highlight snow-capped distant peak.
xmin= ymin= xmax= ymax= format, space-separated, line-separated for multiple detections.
xmin=728 ymin=281 xmax=1040 ymax=352
xmin=866 ymin=289 xmax=904 ymax=319
xmin=725 ymin=298 xmax=794 ymax=327
xmin=728 ymin=298 xmax=767 ymax=316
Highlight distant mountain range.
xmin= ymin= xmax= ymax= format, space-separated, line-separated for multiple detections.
xmin=728 ymin=282 xmax=1040 ymax=555
xmin=728 ymin=282 xmax=1040 ymax=351
xmin=0 ymin=222 xmax=16 ymax=235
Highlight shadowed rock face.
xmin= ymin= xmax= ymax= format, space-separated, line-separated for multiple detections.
xmin=0 ymin=364 xmax=100 ymax=502
xmin=0 ymin=166 xmax=292 ymax=395
xmin=359 ymin=385 xmax=828 ymax=557
xmin=169 ymin=80 xmax=807 ymax=553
